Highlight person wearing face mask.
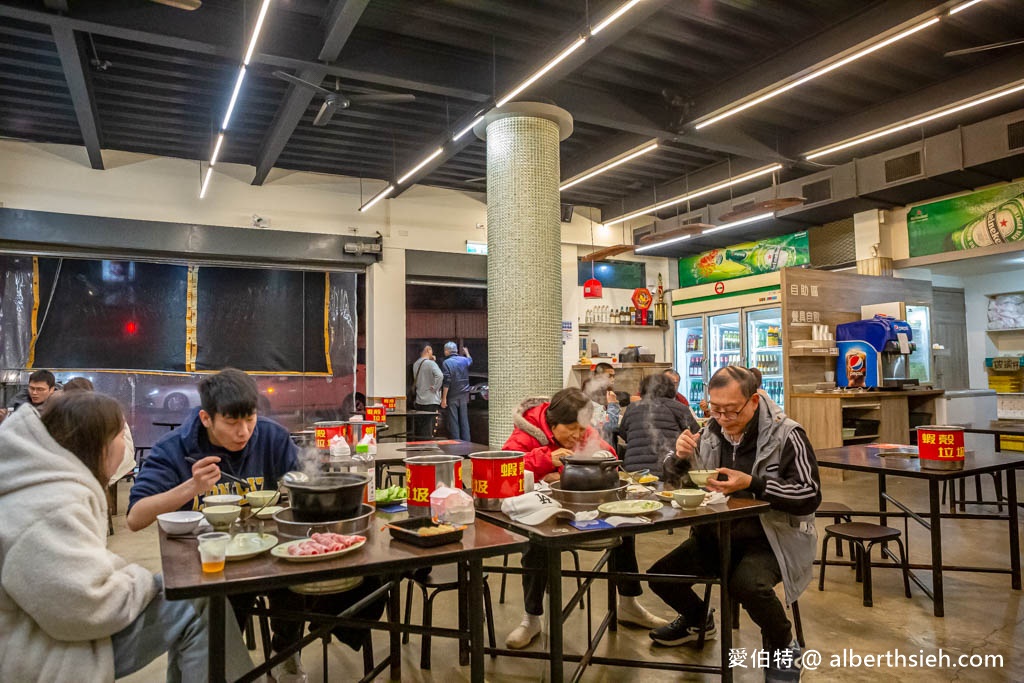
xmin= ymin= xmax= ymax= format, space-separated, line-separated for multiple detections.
xmin=501 ymin=388 xmax=666 ymax=649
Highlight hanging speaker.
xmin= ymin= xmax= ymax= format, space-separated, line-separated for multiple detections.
xmin=560 ymin=203 xmax=575 ymax=223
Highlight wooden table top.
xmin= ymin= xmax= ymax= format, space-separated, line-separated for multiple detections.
xmin=477 ymin=496 xmax=769 ymax=546
xmin=160 ymin=515 xmax=528 ymax=601
xmin=815 ymin=444 xmax=1024 ymax=480
xmin=958 ymin=421 xmax=1024 ymax=436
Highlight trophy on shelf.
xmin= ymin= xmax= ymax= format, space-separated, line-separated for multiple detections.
xmin=653 ymin=273 xmax=668 ymax=325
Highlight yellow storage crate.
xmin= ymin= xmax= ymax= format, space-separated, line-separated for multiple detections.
xmin=1001 ymin=435 xmax=1024 ymax=452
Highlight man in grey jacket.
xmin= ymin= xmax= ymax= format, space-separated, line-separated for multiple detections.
xmin=411 ymin=345 xmax=443 ymax=438
xmin=649 ymin=366 xmax=820 ymax=683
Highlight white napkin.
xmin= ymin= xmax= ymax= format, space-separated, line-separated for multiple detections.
xmin=573 ymin=510 xmax=600 ymax=522
xmin=604 ymin=515 xmax=651 ymax=526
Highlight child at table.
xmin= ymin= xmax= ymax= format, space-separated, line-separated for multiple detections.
xmin=0 ymin=392 xmax=252 ymax=682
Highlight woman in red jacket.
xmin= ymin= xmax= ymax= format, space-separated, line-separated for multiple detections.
xmin=502 ymin=388 xmax=667 ymax=649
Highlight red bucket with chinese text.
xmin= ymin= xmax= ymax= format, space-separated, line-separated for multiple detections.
xmin=315 ymin=420 xmax=378 ymax=449
xmin=404 ymin=455 xmax=464 ymax=516
xmin=916 ymin=425 xmax=965 ymax=470
xmin=470 ymin=451 xmax=525 ymax=510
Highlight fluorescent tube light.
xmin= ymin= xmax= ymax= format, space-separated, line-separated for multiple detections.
xmin=560 ymin=142 xmax=659 ymax=191
xmin=199 ymin=166 xmax=214 ymax=199
xmin=243 ymin=0 xmax=272 ymax=65
xmin=453 ymin=115 xmax=484 ymax=141
xmin=694 ymin=17 xmax=940 ymax=130
xmin=701 ymin=212 xmax=774 ymax=236
xmin=209 ymin=133 xmax=225 ymax=166
xmin=950 ymin=0 xmax=985 ymax=15
xmin=605 ymin=164 xmax=782 ymax=226
xmin=805 ymin=81 xmax=1024 ymax=160
xmin=222 ymin=67 xmax=246 ymax=130
xmin=497 ymin=36 xmax=586 ymax=107
xmin=635 ymin=233 xmax=691 ymax=253
xmin=359 ymin=185 xmax=394 ymax=212
xmin=591 ymin=0 xmax=642 ymax=36
xmin=397 ymin=147 xmax=444 ymax=185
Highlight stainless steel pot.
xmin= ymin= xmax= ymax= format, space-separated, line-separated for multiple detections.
xmin=547 ymin=481 xmax=626 ymax=506
xmin=272 ymin=504 xmax=374 ymax=540
xmin=284 ymin=472 xmax=369 ymax=522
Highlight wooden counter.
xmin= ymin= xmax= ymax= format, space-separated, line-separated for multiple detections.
xmin=568 ymin=362 xmax=671 ymax=395
xmin=788 ymin=389 xmax=944 ymax=460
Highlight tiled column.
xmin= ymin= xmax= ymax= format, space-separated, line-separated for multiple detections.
xmin=475 ymin=103 xmax=573 ymax=448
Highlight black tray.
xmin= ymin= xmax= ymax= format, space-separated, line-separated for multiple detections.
xmin=387 ymin=517 xmax=465 ymax=547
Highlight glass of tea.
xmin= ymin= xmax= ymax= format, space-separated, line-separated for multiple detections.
xmin=197 ymin=532 xmax=231 ymax=573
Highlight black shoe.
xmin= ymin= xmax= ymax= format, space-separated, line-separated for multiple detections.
xmin=765 ymin=641 xmax=803 ymax=682
xmin=649 ymin=609 xmax=717 ymax=646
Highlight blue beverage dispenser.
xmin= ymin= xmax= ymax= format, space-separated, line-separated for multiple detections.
xmin=835 ymin=315 xmax=915 ymax=389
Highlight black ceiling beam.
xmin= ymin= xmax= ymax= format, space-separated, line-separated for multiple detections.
xmin=50 ymin=25 xmax=103 ymax=169
xmin=253 ymin=0 xmax=370 ymax=186
xmin=685 ymin=0 xmax=954 ymax=125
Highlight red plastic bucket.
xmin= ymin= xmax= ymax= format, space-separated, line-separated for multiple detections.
xmin=916 ymin=425 xmax=965 ymax=470
xmin=470 ymin=451 xmax=525 ymax=510
xmin=314 ymin=420 xmax=377 ymax=449
xmin=404 ymin=455 xmax=463 ymax=514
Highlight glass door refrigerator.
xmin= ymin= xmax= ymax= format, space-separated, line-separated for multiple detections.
xmin=904 ymin=304 xmax=932 ymax=384
xmin=745 ymin=306 xmax=785 ymax=407
xmin=675 ymin=317 xmax=705 ymax=405
xmin=708 ymin=311 xmax=743 ymax=380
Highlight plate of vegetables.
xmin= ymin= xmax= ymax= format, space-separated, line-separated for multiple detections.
xmin=375 ymin=485 xmax=408 ymax=505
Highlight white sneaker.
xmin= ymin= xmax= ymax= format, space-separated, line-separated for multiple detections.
xmin=617 ymin=597 xmax=669 ymax=629
xmin=270 ymin=653 xmax=307 ymax=683
xmin=505 ymin=614 xmax=542 ymax=649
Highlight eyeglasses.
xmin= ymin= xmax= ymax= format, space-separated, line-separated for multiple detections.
xmin=707 ymin=395 xmax=753 ymax=421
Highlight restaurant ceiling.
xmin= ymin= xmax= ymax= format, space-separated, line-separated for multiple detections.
xmin=0 ymin=0 xmax=1022 ymax=241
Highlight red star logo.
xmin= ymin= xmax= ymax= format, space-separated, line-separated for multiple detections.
xmin=1000 ymin=218 xmax=1008 ymax=227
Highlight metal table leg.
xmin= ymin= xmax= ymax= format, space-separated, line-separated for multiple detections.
xmin=388 ymin=577 xmax=402 ymax=681
xmin=468 ymin=559 xmax=485 ymax=683
xmin=209 ymin=594 xmax=226 ymax=683
xmin=458 ymin=562 xmax=469 ymax=666
xmin=878 ymin=474 xmax=888 ymax=527
xmin=719 ymin=520 xmax=733 ymax=683
xmin=547 ymin=548 xmax=564 ymax=683
xmin=1008 ymin=470 xmax=1021 ymax=590
xmin=928 ymin=479 xmax=944 ymax=617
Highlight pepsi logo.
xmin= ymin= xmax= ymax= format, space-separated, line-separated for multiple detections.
xmin=848 ymin=355 xmax=865 ymax=372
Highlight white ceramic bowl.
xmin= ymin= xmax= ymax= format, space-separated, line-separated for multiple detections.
xmin=156 ymin=510 xmax=205 ymax=535
xmin=245 ymin=490 xmax=280 ymax=508
xmin=688 ymin=470 xmax=718 ymax=487
xmin=202 ymin=505 xmax=241 ymax=528
xmin=672 ymin=489 xmax=707 ymax=510
xmin=203 ymin=494 xmax=243 ymax=506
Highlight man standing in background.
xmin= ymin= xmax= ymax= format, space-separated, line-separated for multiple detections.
xmin=441 ymin=341 xmax=472 ymax=441
xmin=411 ymin=344 xmax=443 ymax=438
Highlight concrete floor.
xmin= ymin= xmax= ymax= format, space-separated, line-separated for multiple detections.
xmin=110 ymin=469 xmax=1024 ymax=682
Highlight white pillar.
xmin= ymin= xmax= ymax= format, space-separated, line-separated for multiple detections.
xmin=476 ymin=103 xmax=573 ymax=447
xmin=366 ymin=247 xmax=406 ymax=400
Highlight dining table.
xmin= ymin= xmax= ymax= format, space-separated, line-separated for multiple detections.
xmin=159 ymin=511 xmax=528 ymax=683
xmin=476 ymin=492 xmax=770 ymax=683
xmin=814 ymin=444 xmax=1023 ymax=617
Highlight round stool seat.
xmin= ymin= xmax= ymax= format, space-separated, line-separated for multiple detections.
xmin=825 ymin=522 xmax=901 ymax=542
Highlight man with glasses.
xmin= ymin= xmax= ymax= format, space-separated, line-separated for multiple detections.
xmin=10 ymin=370 xmax=58 ymax=413
xmin=647 ymin=366 xmax=820 ymax=683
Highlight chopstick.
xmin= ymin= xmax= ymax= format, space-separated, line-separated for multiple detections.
xmin=184 ymin=456 xmax=252 ymax=489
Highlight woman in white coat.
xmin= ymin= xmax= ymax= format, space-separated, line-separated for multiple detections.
xmin=0 ymin=392 xmax=252 ymax=682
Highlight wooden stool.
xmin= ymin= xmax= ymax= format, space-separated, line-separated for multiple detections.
xmin=815 ymin=501 xmax=854 ymax=558
xmin=818 ymin=523 xmax=911 ymax=607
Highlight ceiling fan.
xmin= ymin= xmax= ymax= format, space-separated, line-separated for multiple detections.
xmin=945 ymin=38 xmax=1024 ymax=57
xmin=272 ymin=71 xmax=416 ymax=126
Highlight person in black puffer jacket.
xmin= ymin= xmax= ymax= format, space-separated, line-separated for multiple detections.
xmin=619 ymin=373 xmax=698 ymax=476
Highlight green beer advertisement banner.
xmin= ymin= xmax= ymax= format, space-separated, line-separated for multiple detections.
xmin=677 ymin=231 xmax=809 ymax=288
xmin=907 ymin=181 xmax=1024 ymax=257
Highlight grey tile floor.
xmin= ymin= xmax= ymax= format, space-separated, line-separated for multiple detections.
xmin=111 ymin=469 xmax=1024 ymax=682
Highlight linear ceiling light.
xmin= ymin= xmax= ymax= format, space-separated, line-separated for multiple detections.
xmin=497 ymin=36 xmax=586 ymax=107
xmin=605 ymin=164 xmax=783 ymax=226
xmin=209 ymin=133 xmax=225 ymax=166
xmin=453 ymin=115 xmax=485 ymax=141
xmin=560 ymin=142 xmax=659 ymax=191
xmin=359 ymin=185 xmax=394 ymax=212
xmin=701 ymin=211 xmax=775 ymax=236
xmin=634 ymin=233 xmax=691 ymax=253
xmin=199 ymin=166 xmax=214 ymax=199
xmin=950 ymin=0 xmax=985 ymax=15
xmin=221 ymin=66 xmax=247 ymax=131
xmin=591 ymin=0 xmax=642 ymax=35
xmin=694 ymin=17 xmax=940 ymax=130
xmin=397 ymin=147 xmax=444 ymax=185
xmin=805 ymin=81 xmax=1024 ymax=160
xmin=243 ymin=0 xmax=272 ymax=65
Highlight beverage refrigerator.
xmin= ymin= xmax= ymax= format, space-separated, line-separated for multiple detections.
xmin=674 ymin=304 xmax=786 ymax=407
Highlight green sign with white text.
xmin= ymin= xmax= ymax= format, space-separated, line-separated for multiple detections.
xmin=907 ymin=181 xmax=1024 ymax=257
xmin=677 ymin=232 xmax=809 ymax=287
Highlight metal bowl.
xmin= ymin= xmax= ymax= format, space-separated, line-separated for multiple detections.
xmin=285 ymin=472 xmax=369 ymax=522
xmin=272 ymin=504 xmax=374 ymax=540
xmin=547 ymin=482 xmax=627 ymax=506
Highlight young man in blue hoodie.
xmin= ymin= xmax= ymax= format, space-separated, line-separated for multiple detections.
xmin=127 ymin=368 xmax=382 ymax=680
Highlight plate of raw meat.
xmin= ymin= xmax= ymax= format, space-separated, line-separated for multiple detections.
xmin=271 ymin=532 xmax=368 ymax=562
